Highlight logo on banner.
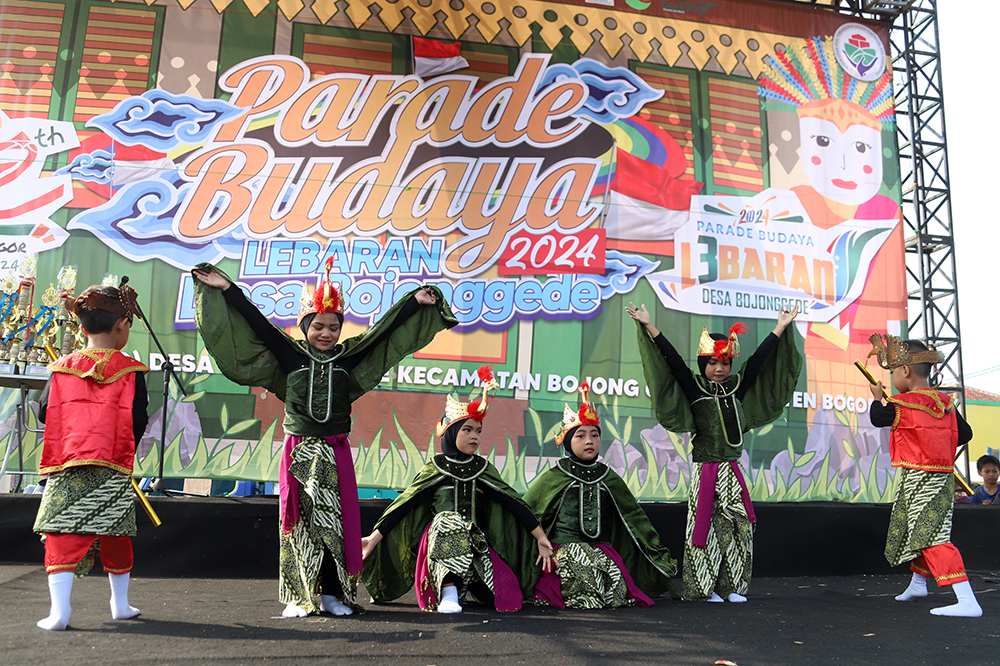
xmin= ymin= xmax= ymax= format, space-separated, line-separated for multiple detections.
xmin=644 ymin=189 xmax=897 ymax=322
xmin=833 ymin=23 xmax=886 ymax=82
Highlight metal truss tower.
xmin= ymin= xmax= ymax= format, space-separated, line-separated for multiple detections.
xmin=785 ymin=0 xmax=968 ymax=477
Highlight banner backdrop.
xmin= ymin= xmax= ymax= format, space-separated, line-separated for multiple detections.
xmin=1 ymin=0 xmax=906 ymax=502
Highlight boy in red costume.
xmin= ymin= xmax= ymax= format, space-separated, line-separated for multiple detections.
xmin=33 ymin=284 xmax=149 ymax=630
xmin=867 ymin=334 xmax=981 ymax=617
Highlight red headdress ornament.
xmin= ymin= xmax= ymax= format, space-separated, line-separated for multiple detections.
xmin=435 ymin=365 xmax=500 ymax=436
xmin=555 ymin=382 xmax=601 ymax=445
xmin=298 ymin=256 xmax=343 ymax=325
xmin=697 ymin=323 xmax=748 ymax=361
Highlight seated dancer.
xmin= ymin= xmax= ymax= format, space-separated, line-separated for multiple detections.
xmin=627 ymin=303 xmax=801 ymax=602
xmin=34 ymin=283 xmax=149 ymax=630
xmin=524 ymin=384 xmax=679 ymax=608
xmin=192 ymin=258 xmax=455 ymax=617
xmin=361 ymin=367 xmax=554 ymax=613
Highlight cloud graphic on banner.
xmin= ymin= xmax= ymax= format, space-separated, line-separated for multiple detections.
xmin=87 ymin=90 xmax=245 ymax=151
xmin=57 ymin=148 xmax=117 ymax=183
xmin=541 ymin=60 xmax=663 ymax=124
xmin=67 ymin=174 xmax=244 ymax=269
xmin=591 ymin=250 xmax=660 ymax=298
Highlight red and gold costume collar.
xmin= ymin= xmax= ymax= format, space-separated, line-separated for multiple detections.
xmin=50 ymin=348 xmax=149 ymax=384
xmin=887 ymin=389 xmax=951 ymax=419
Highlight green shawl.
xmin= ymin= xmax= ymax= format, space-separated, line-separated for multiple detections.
xmin=362 ymin=455 xmax=541 ymax=602
xmin=192 ymin=263 xmax=457 ymax=404
xmin=636 ymin=321 xmax=803 ymax=434
xmin=523 ymin=459 xmax=679 ymax=599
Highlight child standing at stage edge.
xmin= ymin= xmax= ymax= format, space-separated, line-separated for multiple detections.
xmin=866 ymin=334 xmax=982 ymax=617
xmin=626 ymin=303 xmax=801 ymax=602
xmin=969 ymin=455 xmax=999 ymax=505
xmin=34 ymin=284 xmax=150 ymax=630
xmin=192 ymin=259 xmax=454 ymax=617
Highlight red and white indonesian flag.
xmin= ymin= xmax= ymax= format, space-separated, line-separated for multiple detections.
xmin=601 ymin=148 xmax=704 ymax=241
xmin=413 ymin=36 xmax=469 ymax=78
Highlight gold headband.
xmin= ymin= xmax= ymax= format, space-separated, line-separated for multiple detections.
xmin=867 ymin=333 xmax=943 ymax=370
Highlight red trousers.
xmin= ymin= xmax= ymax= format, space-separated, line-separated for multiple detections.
xmin=43 ymin=533 xmax=133 ymax=575
xmin=910 ymin=543 xmax=967 ymax=586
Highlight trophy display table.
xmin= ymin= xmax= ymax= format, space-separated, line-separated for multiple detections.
xmin=0 ymin=372 xmax=48 ymax=492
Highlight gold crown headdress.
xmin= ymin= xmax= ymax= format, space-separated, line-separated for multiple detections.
xmin=867 ymin=333 xmax=944 ymax=370
xmin=299 ymin=256 xmax=343 ymax=325
xmin=696 ymin=323 xmax=749 ymax=360
xmin=435 ymin=365 xmax=500 ymax=436
xmin=554 ymin=382 xmax=601 ymax=446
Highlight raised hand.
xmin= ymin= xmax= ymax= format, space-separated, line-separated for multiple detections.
xmin=415 ymin=286 xmax=438 ymax=306
xmin=773 ymin=303 xmax=800 ymax=336
xmin=192 ymin=267 xmax=231 ymax=290
xmin=625 ymin=302 xmax=660 ymax=339
xmin=625 ymin=302 xmax=651 ymax=326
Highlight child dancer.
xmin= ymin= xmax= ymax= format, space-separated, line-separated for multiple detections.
xmin=524 ymin=384 xmax=678 ymax=608
xmin=866 ymin=334 xmax=982 ymax=617
xmin=192 ymin=259 xmax=454 ymax=617
xmin=34 ymin=284 xmax=149 ymax=630
xmin=626 ymin=303 xmax=801 ymax=602
xmin=361 ymin=367 xmax=554 ymax=613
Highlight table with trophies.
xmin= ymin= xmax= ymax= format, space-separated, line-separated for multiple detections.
xmin=0 ymin=259 xmax=81 ymax=491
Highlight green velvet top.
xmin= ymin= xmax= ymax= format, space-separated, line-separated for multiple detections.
xmin=524 ymin=458 xmax=679 ymax=599
xmin=191 ymin=263 xmax=457 ymax=437
xmin=362 ymin=455 xmax=541 ymax=602
xmin=636 ymin=322 xmax=803 ymax=463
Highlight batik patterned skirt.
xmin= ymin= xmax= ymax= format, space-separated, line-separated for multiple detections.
xmin=885 ymin=468 xmax=954 ymax=567
xmin=549 ymin=542 xmax=631 ymax=609
xmin=33 ymin=466 xmax=136 ymax=577
xmin=682 ymin=461 xmax=753 ymax=600
xmin=423 ymin=511 xmax=495 ymax=607
xmin=278 ymin=436 xmax=361 ymax=614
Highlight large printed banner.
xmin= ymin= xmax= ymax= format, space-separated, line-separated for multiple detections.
xmin=1 ymin=0 xmax=906 ymax=502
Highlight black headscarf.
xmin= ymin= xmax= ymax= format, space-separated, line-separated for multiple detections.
xmin=441 ymin=417 xmax=475 ymax=461
xmin=561 ymin=425 xmax=602 ymax=465
xmin=697 ymin=332 xmax=731 ymax=377
xmin=299 ymin=311 xmax=345 ymax=338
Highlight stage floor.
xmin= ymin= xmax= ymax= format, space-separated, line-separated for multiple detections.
xmin=1 ymin=564 xmax=997 ymax=666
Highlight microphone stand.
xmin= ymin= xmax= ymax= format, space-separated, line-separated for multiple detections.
xmin=120 ymin=276 xmax=188 ymax=496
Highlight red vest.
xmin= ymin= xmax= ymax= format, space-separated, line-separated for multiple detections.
xmin=39 ymin=349 xmax=149 ymax=476
xmin=888 ymin=389 xmax=957 ymax=473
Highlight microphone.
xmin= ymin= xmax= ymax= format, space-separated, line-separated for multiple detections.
xmin=120 ymin=275 xmax=129 ymax=287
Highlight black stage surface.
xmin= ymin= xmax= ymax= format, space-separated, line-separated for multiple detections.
xmin=2 ymin=496 xmax=998 ymax=578
xmin=3 ymin=498 xmax=999 ymax=665
xmin=1 ymin=565 xmax=997 ymax=666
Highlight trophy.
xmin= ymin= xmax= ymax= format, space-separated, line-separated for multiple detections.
xmin=25 ymin=283 xmax=60 ymax=372
xmin=8 ymin=255 xmax=37 ymax=372
xmin=0 ymin=272 xmax=18 ymax=363
xmin=56 ymin=265 xmax=78 ymax=358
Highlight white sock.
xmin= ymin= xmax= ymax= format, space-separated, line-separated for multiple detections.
xmin=895 ymin=572 xmax=928 ymax=602
xmin=320 ymin=595 xmax=353 ymax=616
xmin=37 ymin=572 xmax=74 ymax=631
xmin=281 ymin=603 xmax=309 ymax=618
xmin=108 ymin=572 xmax=141 ymax=620
xmin=706 ymin=592 xmax=724 ymax=603
xmin=727 ymin=593 xmax=747 ymax=603
xmin=930 ymin=580 xmax=983 ymax=618
xmin=438 ymin=586 xmax=463 ymax=614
